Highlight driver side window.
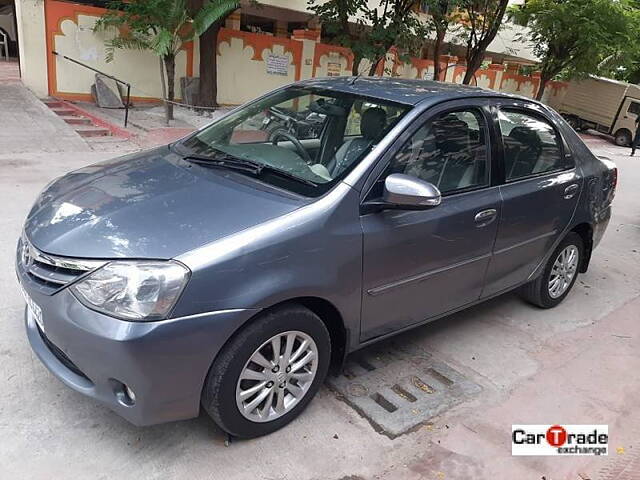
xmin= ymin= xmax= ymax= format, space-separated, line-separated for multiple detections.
xmin=382 ymin=108 xmax=490 ymax=195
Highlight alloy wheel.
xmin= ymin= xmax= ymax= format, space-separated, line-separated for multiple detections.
xmin=548 ymin=245 xmax=579 ymax=299
xmin=235 ymin=330 xmax=318 ymax=423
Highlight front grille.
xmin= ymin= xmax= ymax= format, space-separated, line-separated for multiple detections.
xmin=36 ymin=324 xmax=92 ymax=382
xmin=18 ymin=236 xmax=104 ymax=294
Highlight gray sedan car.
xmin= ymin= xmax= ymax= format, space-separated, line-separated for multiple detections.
xmin=16 ymin=77 xmax=616 ymax=438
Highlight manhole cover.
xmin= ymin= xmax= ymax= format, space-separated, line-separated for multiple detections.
xmin=327 ymin=341 xmax=481 ymax=438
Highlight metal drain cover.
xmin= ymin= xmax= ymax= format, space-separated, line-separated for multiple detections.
xmin=327 ymin=341 xmax=481 ymax=438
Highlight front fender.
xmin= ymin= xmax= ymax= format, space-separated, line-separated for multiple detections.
xmin=174 ymin=183 xmax=363 ymax=348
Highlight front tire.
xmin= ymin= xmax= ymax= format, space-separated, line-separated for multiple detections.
xmin=201 ymin=305 xmax=331 ymax=438
xmin=519 ymin=232 xmax=584 ymax=308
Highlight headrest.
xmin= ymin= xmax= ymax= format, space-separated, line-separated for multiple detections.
xmin=360 ymin=107 xmax=387 ymax=140
xmin=509 ymin=126 xmax=541 ymax=149
xmin=433 ymin=117 xmax=470 ymax=151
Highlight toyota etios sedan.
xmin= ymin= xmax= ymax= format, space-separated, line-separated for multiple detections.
xmin=17 ymin=78 xmax=616 ymax=438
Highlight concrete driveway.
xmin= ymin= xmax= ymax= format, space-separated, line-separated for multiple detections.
xmin=1 ymin=72 xmax=639 ymax=479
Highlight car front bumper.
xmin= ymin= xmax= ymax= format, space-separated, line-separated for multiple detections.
xmin=20 ymin=271 xmax=259 ymax=426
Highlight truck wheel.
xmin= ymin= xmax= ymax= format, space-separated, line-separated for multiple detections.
xmin=519 ymin=233 xmax=583 ymax=309
xmin=614 ymin=129 xmax=632 ymax=147
xmin=565 ymin=116 xmax=582 ymax=131
xmin=201 ymin=304 xmax=331 ymax=438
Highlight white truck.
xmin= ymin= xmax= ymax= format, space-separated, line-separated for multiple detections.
xmin=551 ymin=75 xmax=640 ymax=146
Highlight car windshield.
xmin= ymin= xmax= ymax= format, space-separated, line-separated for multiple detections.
xmin=176 ymin=86 xmax=410 ymax=195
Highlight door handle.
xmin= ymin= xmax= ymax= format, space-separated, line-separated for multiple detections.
xmin=564 ymin=184 xmax=579 ymax=199
xmin=474 ymin=208 xmax=497 ymax=227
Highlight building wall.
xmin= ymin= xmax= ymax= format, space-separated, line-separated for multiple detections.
xmin=216 ymin=28 xmax=302 ymax=105
xmin=14 ymin=0 xmax=48 ymax=96
xmin=44 ymin=0 xmax=192 ymax=102
xmin=18 ymin=0 xmax=552 ymax=106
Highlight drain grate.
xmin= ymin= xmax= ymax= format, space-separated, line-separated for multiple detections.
xmin=327 ymin=341 xmax=481 ymax=438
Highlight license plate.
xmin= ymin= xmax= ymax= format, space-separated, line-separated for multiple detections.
xmin=20 ymin=285 xmax=44 ymax=333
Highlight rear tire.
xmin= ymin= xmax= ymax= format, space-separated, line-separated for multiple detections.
xmin=565 ymin=115 xmax=582 ymax=131
xmin=614 ymin=129 xmax=632 ymax=147
xmin=201 ymin=304 xmax=331 ymax=438
xmin=519 ymin=232 xmax=584 ymax=308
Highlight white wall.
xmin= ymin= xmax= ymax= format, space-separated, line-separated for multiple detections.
xmin=216 ymin=36 xmax=296 ymax=104
xmin=53 ymin=15 xmax=187 ymax=99
xmin=14 ymin=0 xmax=48 ymax=97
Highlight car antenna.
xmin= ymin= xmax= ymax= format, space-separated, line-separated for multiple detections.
xmin=349 ymin=74 xmax=361 ymax=85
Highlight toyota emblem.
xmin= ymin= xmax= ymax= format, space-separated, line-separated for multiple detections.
xmin=21 ymin=240 xmax=33 ymax=268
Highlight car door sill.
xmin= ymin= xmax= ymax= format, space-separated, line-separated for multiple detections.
xmin=357 ymin=277 xmax=532 ymax=349
xmin=493 ymin=230 xmax=557 ymax=255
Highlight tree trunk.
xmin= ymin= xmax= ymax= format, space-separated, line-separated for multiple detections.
xmin=462 ymin=52 xmax=484 ymax=85
xmin=164 ymin=53 xmax=175 ymax=120
xmin=351 ymin=53 xmax=362 ymax=76
xmin=432 ymin=29 xmax=445 ymax=81
xmin=159 ymin=56 xmax=169 ymax=126
xmin=198 ymin=21 xmax=223 ymax=109
xmin=536 ymin=75 xmax=550 ymax=101
xmin=369 ymin=54 xmax=385 ymax=76
xmin=368 ymin=60 xmax=378 ymax=76
xmin=462 ymin=0 xmax=509 ymax=85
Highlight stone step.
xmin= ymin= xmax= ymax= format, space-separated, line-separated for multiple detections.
xmin=44 ymin=100 xmax=64 ymax=109
xmin=61 ymin=116 xmax=92 ymax=126
xmin=75 ymin=126 xmax=111 ymax=137
xmin=51 ymin=108 xmax=78 ymax=117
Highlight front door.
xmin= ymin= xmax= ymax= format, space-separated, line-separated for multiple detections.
xmin=482 ymin=104 xmax=581 ymax=297
xmin=360 ymin=102 xmax=500 ymax=342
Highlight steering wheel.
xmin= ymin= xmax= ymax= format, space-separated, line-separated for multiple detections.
xmin=270 ymin=130 xmax=313 ymax=165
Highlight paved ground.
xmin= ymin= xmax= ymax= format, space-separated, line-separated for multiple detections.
xmin=1 ymin=64 xmax=639 ymax=479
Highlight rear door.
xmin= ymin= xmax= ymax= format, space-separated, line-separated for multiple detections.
xmin=482 ymin=101 xmax=582 ymax=297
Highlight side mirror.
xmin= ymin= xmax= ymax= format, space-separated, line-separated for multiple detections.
xmin=383 ymin=173 xmax=441 ymax=209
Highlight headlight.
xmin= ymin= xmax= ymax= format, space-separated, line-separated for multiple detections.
xmin=70 ymin=261 xmax=190 ymax=321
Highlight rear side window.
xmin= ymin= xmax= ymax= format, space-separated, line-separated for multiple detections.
xmin=385 ymin=108 xmax=490 ymax=194
xmin=498 ymin=109 xmax=570 ymax=181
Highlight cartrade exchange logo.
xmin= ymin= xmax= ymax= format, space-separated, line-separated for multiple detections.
xmin=512 ymin=425 xmax=608 ymax=456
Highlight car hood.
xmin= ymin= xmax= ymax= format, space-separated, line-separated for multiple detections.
xmin=24 ymin=147 xmax=309 ymax=259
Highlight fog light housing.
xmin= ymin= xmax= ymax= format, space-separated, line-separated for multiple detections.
xmin=111 ymin=379 xmax=136 ymax=407
xmin=124 ymin=385 xmax=136 ymax=404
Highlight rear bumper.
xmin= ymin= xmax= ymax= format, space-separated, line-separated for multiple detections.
xmin=592 ymin=204 xmax=611 ymax=250
xmin=21 ymin=276 xmax=259 ymax=426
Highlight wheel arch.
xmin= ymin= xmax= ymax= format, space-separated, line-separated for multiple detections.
xmin=208 ymin=296 xmax=349 ymax=381
xmin=294 ymin=297 xmax=349 ymax=373
xmin=571 ymin=222 xmax=594 ymax=273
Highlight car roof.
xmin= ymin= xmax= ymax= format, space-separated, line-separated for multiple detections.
xmin=296 ymin=76 xmax=518 ymax=107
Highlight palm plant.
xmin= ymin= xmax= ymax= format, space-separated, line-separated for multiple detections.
xmin=95 ymin=0 xmax=239 ymax=123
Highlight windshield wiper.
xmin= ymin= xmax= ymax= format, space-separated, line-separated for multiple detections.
xmin=182 ymin=152 xmax=318 ymax=187
xmin=182 ymin=153 xmax=263 ymax=174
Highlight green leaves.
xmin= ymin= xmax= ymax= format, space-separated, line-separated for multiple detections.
xmin=104 ymin=34 xmax=150 ymax=63
xmin=94 ymin=0 xmax=238 ymax=60
xmin=150 ymin=29 xmax=174 ymax=57
xmin=308 ymin=0 xmax=425 ymax=73
xmin=193 ymin=0 xmax=239 ymax=36
xmin=512 ymin=0 xmax=640 ymax=83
